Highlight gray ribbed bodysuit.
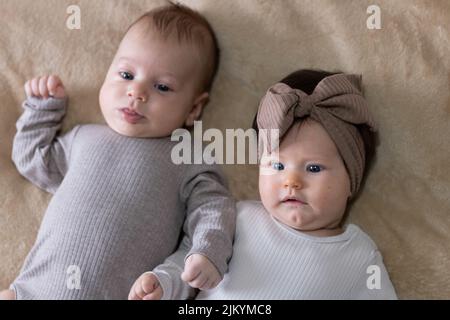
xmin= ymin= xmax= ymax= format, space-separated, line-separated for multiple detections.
xmin=10 ymin=97 xmax=235 ymax=299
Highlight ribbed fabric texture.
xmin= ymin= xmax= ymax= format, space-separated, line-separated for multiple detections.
xmin=10 ymin=97 xmax=235 ymax=300
xmin=197 ymin=201 xmax=397 ymax=300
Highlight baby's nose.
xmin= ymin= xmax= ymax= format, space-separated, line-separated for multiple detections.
xmin=283 ymin=173 xmax=302 ymax=190
xmin=127 ymin=85 xmax=148 ymax=103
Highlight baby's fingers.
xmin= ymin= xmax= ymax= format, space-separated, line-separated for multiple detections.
xmin=30 ymin=77 xmax=40 ymax=97
xmin=140 ymin=273 xmax=160 ymax=294
xmin=47 ymin=75 xmax=65 ymax=98
xmin=128 ymin=281 xmax=147 ymax=300
xmin=201 ymin=276 xmax=221 ymax=290
xmin=143 ymin=286 xmax=163 ymax=300
xmin=132 ymin=282 xmax=147 ymax=300
xmin=24 ymin=75 xmax=66 ymax=99
xmin=39 ymin=75 xmax=50 ymax=98
xmin=24 ymin=81 xmax=32 ymax=98
xmin=181 ymin=266 xmax=200 ymax=283
xmin=185 ymin=271 xmax=209 ymax=289
xmin=197 ymin=275 xmax=218 ymax=290
xmin=128 ymin=287 xmax=139 ymax=300
xmin=128 ymin=273 xmax=160 ymax=300
xmin=128 ymin=279 xmax=145 ymax=300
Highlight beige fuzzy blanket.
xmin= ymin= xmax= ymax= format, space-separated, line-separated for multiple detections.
xmin=0 ymin=0 xmax=449 ymax=299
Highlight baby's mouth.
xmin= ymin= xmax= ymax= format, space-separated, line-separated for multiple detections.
xmin=120 ymin=108 xmax=145 ymax=124
xmin=281 ymin=196 xmax=307 ymax=205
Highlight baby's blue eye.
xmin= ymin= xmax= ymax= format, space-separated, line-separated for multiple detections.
xmin=307 ymin=164 xmax=322 ymax=173
xmin=155 ymin=84 xmax=170 ymax=92
xmin=120 ymin=72 xmax=134 ymax=80
xmin=272 ymin=162 xmax=285 ymax=171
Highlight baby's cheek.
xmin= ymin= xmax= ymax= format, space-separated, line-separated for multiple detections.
xmin=325 ymin=183 xmax=341 ymax=199
xmin=99 ymin=84 xmax=113 ymax=105
xmin=259 ymin=176 xmax=277 ymax=205
xmin=308 ymin=184 xmax=332 ymax=208
xmin=318 ymin=184 xmax=347 ymax=215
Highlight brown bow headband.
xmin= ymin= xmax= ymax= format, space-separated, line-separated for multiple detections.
xmin=256 ymin=73 xmax=377 ymax=196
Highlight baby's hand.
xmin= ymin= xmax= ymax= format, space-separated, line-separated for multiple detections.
xmin=24 ymin=75 xmax=66 ymax=99
xmin=181 ymin=254 xmax=222 ymax=290
xmin=128 ymin=272 xmax=163 ymax=300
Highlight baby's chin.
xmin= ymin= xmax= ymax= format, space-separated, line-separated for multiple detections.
xmin=269 ymin=205 xmax=312 ymax=229
xmin=110 ymin=126 xmax=145 ymax=138
xmin=107 ymin=120 xmax=173 ymax=139
xmin=110 ymin=124 xmax=155 ymax=138
xmin=102 ymin=117 xmax=145 ymax=138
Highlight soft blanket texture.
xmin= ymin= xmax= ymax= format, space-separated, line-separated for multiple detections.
xmin=1 ymin=0 xmax=449 ymax=299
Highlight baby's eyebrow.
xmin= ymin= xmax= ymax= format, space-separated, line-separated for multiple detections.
xmin=117 ymin=57 xmax=136 ymax=64
xmin=279 ymin=154 xmax=331 ymax=162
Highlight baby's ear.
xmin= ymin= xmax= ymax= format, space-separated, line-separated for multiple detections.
xmin=185 ymin=92 xmax=209 ymax=127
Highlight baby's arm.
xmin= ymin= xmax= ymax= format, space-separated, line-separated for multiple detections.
xmin=180 ymin=167 xmax=237 ymax=289
xmin=352 ymin=250 xmax=398 ymax=299
xmin=129 ymin=164 xmax=236 ymax=300
xmin=12 ymin=75 xmax=78 ymax=193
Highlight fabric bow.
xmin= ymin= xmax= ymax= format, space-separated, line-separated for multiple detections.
xmin=256 ymin=73 xmax=377 ymax=196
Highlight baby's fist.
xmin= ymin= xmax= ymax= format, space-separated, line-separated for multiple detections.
xmin=24 ymin=75 xmax=66 ymax=99
xmin=128 ymin=272 xmax=163 ymax=300
xmin=181 ymin=254 xmax=222 ymax=290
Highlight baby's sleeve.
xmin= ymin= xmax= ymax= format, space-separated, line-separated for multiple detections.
xmin=180 ymin=165 xmax=237 ymax=277
xmin=152 ymin=234 xmax=197 ymax=300
xmin=12 ymin=97 xmax=79 ymax=194
xmin=351 ymin=250 xmax=398 ymax=300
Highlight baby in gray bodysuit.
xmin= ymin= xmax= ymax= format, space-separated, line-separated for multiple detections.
xmin=0 ymin=4 xmax=235 ymax=300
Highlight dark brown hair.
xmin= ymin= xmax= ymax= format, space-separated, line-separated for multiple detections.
xmin=127 ymin=2 xmax=220 ymax=92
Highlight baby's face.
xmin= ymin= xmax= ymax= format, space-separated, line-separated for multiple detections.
xmin=99 ymin=24 xmax=209 ymax=138
xmin=259 ymin=120 xmax=351 ymax=237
